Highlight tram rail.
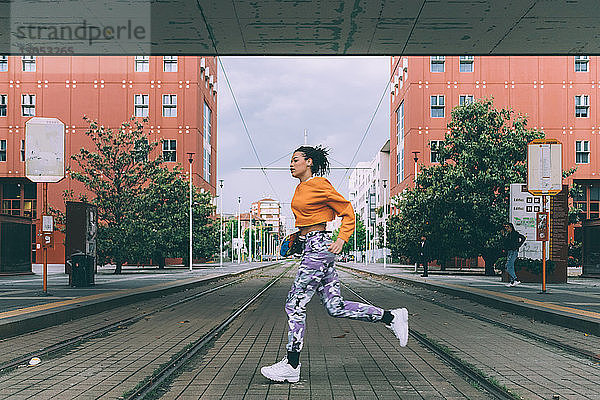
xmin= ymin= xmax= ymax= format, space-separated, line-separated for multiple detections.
xmin=124 ymin=263 xmax=293 ymax=399
xmin=338 ymin=266 xmax=600 ymax=364
xmin=0 ymin=262 xmax=285 ymax=376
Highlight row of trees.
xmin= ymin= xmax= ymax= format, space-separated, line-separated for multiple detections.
xmin=387 ymin=99 xmax=544 ymax=274
xmin=336 ymin=99 xmax=576 ymax=275
xmin=55 ymin=116 xmax=218 ymax=274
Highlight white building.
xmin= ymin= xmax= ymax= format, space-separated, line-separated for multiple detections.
xmin=348 ymin=140 xmax=390 ymax=261
xmin=251 ymin=198 xmax=283 ymax=236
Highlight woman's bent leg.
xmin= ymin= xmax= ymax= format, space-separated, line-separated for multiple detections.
xmin=318 ymin=263 xmax=384 ymax=322
xmin=285 ymin=265 xmax=323 ymax=352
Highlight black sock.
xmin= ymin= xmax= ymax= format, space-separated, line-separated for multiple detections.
xmin=287 ymin=351 xmax=300 ymax=368
xmin=381 ymin=310 xmax=394 ymax=325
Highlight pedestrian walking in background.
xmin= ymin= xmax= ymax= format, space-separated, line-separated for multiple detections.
xmin=503 ymin=222 xmax=526 ymax=287
xmin=418 ymin=235 xmax=430 ymax=277
xmin=260 ymin=145 xmax=409 ymax=383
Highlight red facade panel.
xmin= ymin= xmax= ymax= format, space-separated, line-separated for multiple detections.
xmin=0 ymin=56 xmax=218 ymax=264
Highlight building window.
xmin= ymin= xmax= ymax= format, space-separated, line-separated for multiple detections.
xmin=1 ymin=183 xmax=21 ymax=216
xmin=134 ymin=94 xmax=149 ymax=117
xmin=576 ymin=140 xmax=590 ymax=164
xmin=163 ymin=56 xmax=178 ymax=72
xmin=430 ymin=56 xmax=445 ymax=72
xmin=459 ymin=95 xmax=474 ymax=106
xmin=203 ymin=148 xmax=211 ymax=182
xmin=0 ymin=56 xmax=7 ymax=72
xmin=21 ymin=94 xmax=35 ymax=116
xmin=459 ymin=56 xmax=474 ymax=72
xmin=20 ymin=140 xmax=25 ymax=162
xmin=575 ymin=56 xmax=589 ymax=72
xmin=23 ymin=182 xmax=37 ymax=218
xmin=396 ymin=102 xmax=404 ymax=184
xmin=0 ymin=94 xmax=6 ymax=117
xmin=162 ymin=94 xmax=177 ymax=117
xmin=203 ymin=102 xmax=212 ymax=144
xmin=134 ymin=139 xmax=149 ymax=162
xmin=575 ymin=95 xmax=589 ymax=118
xmin=135 ymin=56 xmax=149 ymax=72
xmin=430 ymin=140 xmax=444 ymax=163
xmin=590 ymin=186 xmax=600 ymax=219
xmin=431 ymin=95 xmax=445 ymax=118
xmin=22 ymin=56 xmax=36 ymax=72
xmin=0 ymin=140 xmax=5 ymax=161
xmin=162 ymin=139 xmax=176 ymax=162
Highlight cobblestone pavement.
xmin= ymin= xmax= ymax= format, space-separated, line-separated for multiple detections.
xmin=1 ymin=263 xmax=598 ymax=399
xmin=339 ymin=270 xmax=600 ymax=400
xmin=0 ymin=267 xmax=285 ymax=399
xmin=161 ymin=267 xmax=489 ymax=400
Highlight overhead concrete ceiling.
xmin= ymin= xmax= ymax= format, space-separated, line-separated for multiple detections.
xmin=152 ymin=0 xmax=600 ymax=55
xmin=2 ymin=1 xmax=599 ymax=55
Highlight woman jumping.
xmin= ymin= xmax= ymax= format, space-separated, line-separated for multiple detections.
xmin=260 ymin=145 xmax=409 ymax=383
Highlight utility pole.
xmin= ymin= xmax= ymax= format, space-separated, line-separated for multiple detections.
xmin=382 ymin=179 xmax=387 ymax=269
xmin=413 ymin=151 xmax=420 ymax=273
xmin=219 ymin=179 xmax=224 ymax=268
xmin=187 ymin=153 xmax=194 ymax=271
xmin=365 ymin=197 xmax=369 ymax=267
xmin=249 ymin=210 xmax=252 ymax=263
xmin=237 ymin=196 xmax=241 ymax=264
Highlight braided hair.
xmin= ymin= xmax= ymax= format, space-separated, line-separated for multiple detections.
xmin=294 ymin=145 xmax=330 ymax=176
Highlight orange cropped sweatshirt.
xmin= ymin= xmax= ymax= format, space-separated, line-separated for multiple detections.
xmin=291 ymin=176 xmax=355 ymax=242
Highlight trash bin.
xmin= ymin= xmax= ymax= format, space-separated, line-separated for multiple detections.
xmin=69 ymin=252 xmax=95 ymax=287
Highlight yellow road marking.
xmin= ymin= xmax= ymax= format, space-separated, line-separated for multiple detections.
xmin=0 ymin=275 xmax=218 ymax=320
xmin=441 ymin=282 xmax=600 ymax=320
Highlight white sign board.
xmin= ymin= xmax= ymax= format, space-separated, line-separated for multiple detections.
xmin=527 ymin=141 xmax=562 ymax=195
xmin=233 ymin=238 xmax=244 ymax=250
xmin=42 ymin=215 xmax=54 ymax=232
xmin=25 ymin=117 xmax=65 ymax=183
xmin=510 ymin=184 xmax=549 ymax=260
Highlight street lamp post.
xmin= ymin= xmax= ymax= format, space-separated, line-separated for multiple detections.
xmin=412 ymin=151 xmax=419 ymax=272
xmin=249 ymin=210 xmax=252 ymax=263
xmin=412 ymin=151 xmax=420 ymax=183
xmin=382 ymin=179 xmax=387 ymax=269
xmin=219 ymin=179 xmax=224 ymax=268
xmin=187 ymin=153 xmax=195 ymax=271
xmin=351 ymin=191 xmax=357 ymax=263
xmin=237 ymin=196 xmax=241 ymax=264
xmin=365 ymin=197 xmax=369 ymax=267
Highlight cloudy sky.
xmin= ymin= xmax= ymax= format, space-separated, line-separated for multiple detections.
xmin=217 ymin=56 xmax=390 ymax=228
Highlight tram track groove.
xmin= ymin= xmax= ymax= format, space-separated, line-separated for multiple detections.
xmin=339 ymin=280 xmax=521 ymax=400
xmin=123 ymin=263 xmax=294 ymax=399
xmin=338 ymin=266 xmax=600 ymax=364
xmin=0 ymin=263 xmax=284 ymax=377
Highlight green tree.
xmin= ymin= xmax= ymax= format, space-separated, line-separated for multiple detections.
xmin=68 ymin=116 xmax=218 ymax=273
xmin=69 ymin=117 xmax=162 ymax=273
xmin=131 ymin=166 xmax=218 ymax=268
xmin=389 ymin=98 xmax=543 ymax=274
xmin=332 ymin=214 xmax=365 ymax=255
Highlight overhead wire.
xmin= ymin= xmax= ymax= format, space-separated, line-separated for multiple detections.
xmin=196 ymin=0 xmax=283 ymax=203
xmin=336 ymin=0 xmax=427 ymax=188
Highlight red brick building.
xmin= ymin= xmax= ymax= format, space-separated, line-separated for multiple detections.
xmin=0 ymin=55 xmax=218 ymax=263
xmin=390 ymin=56 xmax=599 ymax=222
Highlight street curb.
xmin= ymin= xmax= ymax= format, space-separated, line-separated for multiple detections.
xmin=0 ymin=263 xmax=277 ymax=340
xmin=339 ymin=263 xmax=600 ymax=336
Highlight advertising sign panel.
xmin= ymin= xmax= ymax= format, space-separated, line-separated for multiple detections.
xmin=509 ymin=184 xmax=549 ymax=259
xmin=536 ymin=212 xmax=549 ymax=241
xmin=527 ymin=139 xmax=562 ymax=196
xmin=25 ymin=117 xmax=65 ymax=183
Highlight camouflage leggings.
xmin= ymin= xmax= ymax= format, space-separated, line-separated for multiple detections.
xmin=285 ymin=231 xmax=384 ymax=352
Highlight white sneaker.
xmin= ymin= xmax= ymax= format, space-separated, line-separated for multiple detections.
xmin=260 ymin=358 xmax=300 ymax=383
xmin=505 ymin=282 xmax=514 ymax=287
xmin=388 ymin=308 xmax=409 ymax=347
xmin=513 ymin=280 xmax=521 ymax=286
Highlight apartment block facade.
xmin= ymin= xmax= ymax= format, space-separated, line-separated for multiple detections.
xmin=0 ymin=55 xmax=218 ymax=263
xmin=390 ymin=56 xmax=600 ymax=224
